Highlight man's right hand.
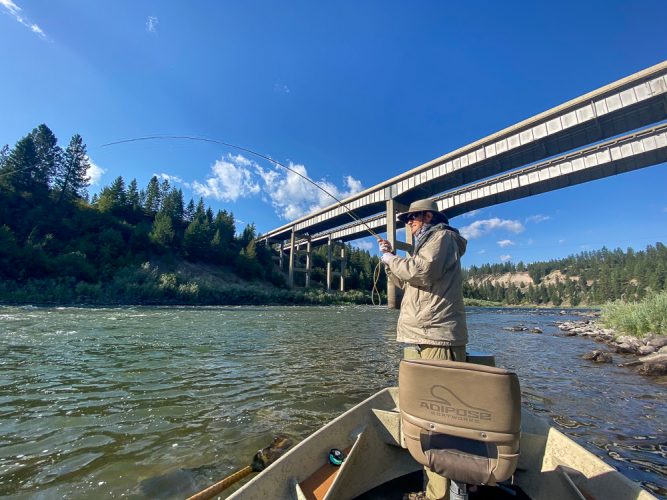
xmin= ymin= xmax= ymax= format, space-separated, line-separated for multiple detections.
xmin=378 ymin=239 xmax=393 ymax=254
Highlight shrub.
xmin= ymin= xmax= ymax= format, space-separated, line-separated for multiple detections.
xmin=601 ymin=291 xmax=667 ymax=337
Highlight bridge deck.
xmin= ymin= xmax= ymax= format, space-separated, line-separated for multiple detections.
xmin=258 ymin=61 xmax=667 ymax=245
xmin=287 ymin=123 xmax=667 ymax=247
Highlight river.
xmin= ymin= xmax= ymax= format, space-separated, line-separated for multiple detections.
xmin=0 ymin=305 xmax=665 ymax=499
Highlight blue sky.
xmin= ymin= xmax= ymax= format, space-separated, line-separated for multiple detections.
xmin=2 ymin=0 xmax=666 ymax=268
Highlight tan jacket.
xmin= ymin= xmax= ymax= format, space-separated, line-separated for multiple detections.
xmin=384 ymin=224 xmax=468 ymax=346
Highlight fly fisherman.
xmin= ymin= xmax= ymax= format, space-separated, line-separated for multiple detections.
xmin=378 ymin=199 xmax=468 ymax=500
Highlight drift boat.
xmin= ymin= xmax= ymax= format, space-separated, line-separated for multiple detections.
xmin=226 ymin=356 xmax=656 ymax=500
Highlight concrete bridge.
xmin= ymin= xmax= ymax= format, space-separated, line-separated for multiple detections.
xmin=257 ymin=61 xmax=667 ymax=305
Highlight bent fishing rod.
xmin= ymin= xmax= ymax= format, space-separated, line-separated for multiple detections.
xmin=101 ymin=135 xmax=388 ymax=305
xmin=100 ymin=135 xmax=383 ymax=241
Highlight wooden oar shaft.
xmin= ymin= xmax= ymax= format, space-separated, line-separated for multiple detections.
xmin=186 ymin=465 xmax=254 ymax=500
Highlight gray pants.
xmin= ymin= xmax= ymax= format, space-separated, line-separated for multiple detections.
xmin=404 ymin=344 xmax=467 ymax=500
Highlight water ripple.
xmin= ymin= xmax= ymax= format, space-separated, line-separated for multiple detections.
xmin=0 ymin=305 xmax=664 ymax=498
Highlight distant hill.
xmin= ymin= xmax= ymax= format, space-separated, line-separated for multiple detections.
xmin=463 ymin=243 xmax=667 ymax=306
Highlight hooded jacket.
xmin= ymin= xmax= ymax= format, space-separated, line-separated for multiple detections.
xmin=384 ymin=223 xmax=468 ymax=346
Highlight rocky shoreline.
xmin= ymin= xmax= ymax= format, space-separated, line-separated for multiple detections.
xmin=555 ymin=318 xmax=667 ymax=377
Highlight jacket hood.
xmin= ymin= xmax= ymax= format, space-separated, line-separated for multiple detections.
xmin=436 ymin=223 xmax=467 ymax=256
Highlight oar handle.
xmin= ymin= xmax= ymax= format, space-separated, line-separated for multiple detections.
xmin=186 ymin=465 xmax=254 ymax=500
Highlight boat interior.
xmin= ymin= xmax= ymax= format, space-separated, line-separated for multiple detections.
xmin=229 ymin=357 xmax=655 ymax=500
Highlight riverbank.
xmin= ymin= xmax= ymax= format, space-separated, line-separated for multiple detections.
xmin=0 ymin=262 xmax=375 ymax=306
xmin=556 ymin=318 xmax=667 ymax=377
xmin=0 ymin=261 xmax=504 ymax=307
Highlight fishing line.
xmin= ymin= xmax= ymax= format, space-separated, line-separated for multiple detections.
xmin=100 ymin=135 xmax=382 ymax=240
xmin=100 ymin=135 xmax=387 ymax=305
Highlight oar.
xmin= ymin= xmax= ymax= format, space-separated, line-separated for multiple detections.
xmin=186 ymin=434 xmax=293 ymax=500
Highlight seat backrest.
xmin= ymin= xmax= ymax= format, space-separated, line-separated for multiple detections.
xmin=399 ymin=359 xmax=521 ymax=485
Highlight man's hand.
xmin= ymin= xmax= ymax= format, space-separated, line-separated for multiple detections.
xmin=378 ymin=239 xmax=393 ymax=254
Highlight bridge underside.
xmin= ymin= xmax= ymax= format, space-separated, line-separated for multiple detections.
xmin=257 ymin=62 xmax=667 ymax=305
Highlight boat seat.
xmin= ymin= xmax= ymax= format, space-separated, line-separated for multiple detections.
xmin=399 ymin=359 xmax=521 ymax=486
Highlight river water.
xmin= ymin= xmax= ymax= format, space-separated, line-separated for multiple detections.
xmin=0 ymin=305 xmax=665 ymax=499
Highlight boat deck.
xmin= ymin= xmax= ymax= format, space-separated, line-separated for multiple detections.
xmin=356 ymin=470 xmax=532 ymax=500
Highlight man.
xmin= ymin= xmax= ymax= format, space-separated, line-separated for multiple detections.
xmin=379 ymin=198 xmax=468 ymax=500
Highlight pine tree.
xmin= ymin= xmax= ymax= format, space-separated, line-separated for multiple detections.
xmin=240 ymin=223 xmax=256 ymax=248
xmin=0 ymin=145 xmax=9 ymax=169
xmin=97 ymin=176 xmax=127 ymax=213
xmin=160 ymin=178 xmax=171 ymax=202
xmin=150 ymin=212 xmax=176 ymax=249
xmin=144 ymin=176 xmax=161 ymax=215
xmin=184 ymin=199 xmax=196 ymax=223
xmin=194 ymin=198 xmax=206 ymax=221
xmin=161 ymin=188 xmax=184 ymax=223
xmin=127 ymin=179 xmax=141 ymax=212
xmin=56 ymin=134 xmax=90 ymax=203
xmin=183 ymin=217 xmax=212 ymax=261
xmin=214 ymin=210 xmax=236 ymax=247
xmin=30 ymin=124 xmax=62 ymax=191
xmin=0 ymin=135 xmax=39 ymax=193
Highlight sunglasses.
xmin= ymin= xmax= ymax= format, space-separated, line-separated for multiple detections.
xmin=407 ymin=212 xmax=424 ymax=222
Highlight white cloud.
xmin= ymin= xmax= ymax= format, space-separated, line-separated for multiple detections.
xmin=86 ymin=158 xmax=105 ymax=186
xmin=526 ymin=214 xmax=550 ymax=223
xmin=497 ymin=239 xmax=515 ymax=248
xmin=500 ymin=254 xmax=512 ymax=263
xmin=1 ymin=0 xmax=47 ymax=38
xmin=461 ymin=209 xmax=482 ymax=218
xmin=460 ymin=218 xmax=524 ymax=240
xmin=146 ymin=16 xmax=158 ymax=33
xmin=274 ymin=82 xmax=291 ymax=94
xmin=156 ymin=172 xmax=189 ymax=187
xmin=477 ymin=249 xmax=486 ymax=255
xmin=256 ymin=161 xmax=364 ymax=220
xmin=558 ymin=239 xmax=566 ymax=245
xmin=189 ymin=153 xmax=364 ymax=220
xmin=352 ymin=240 xmax=373 ymax=251
xmin=192 ymin=154 xmax=260 ymax=202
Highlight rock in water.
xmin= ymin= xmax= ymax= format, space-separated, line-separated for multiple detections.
xmin=582 ymin=350 xmax=613 ymax=363
xmin=637 ymin=353 xmax=667 ymax=376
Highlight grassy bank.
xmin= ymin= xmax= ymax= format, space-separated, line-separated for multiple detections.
xmin=0 ymin=261 xmax=375 ymax=306
xmin=600 ymin=291 xmax=667 ymax=337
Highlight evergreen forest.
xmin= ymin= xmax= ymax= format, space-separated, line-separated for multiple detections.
xmin=464 ymin=244 xmax=667 ymax=306
xmin=0 ymin=125 xmax=384 ymax=305
xmin=1 ymin=124 xmax=664 ymax=307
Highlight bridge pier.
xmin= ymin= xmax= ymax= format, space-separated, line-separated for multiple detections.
xmin=339 ymin=245 xmax=346 ymax=292
xmin=386 ymin=199 xmax=411 ymax=309
xmin=305 ymin=236 xmax=312 ymax=288
xmin=288 ymin=228 xmax=296 ymax=288
xmin=326 ymin=236 xmax=332 ymax=290
xmin=324 ymin=237 xmax=347 ymax=291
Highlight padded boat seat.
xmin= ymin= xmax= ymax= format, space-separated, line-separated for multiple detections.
xmin=399 ymin=359 xmax=521 ymax=486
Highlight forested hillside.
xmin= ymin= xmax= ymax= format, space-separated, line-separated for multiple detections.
xmin=464 ymin=244 xmax=667 ymax=306
xmin=0 ymin=124 xmax=384 ymax=305
xmin=2 ymin=124 xmax=664 ymax=307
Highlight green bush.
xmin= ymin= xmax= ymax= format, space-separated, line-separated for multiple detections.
xmin=600 ymin=291 xmax=667 ymax=337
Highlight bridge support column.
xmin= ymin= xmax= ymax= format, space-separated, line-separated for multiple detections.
xmin=326 ymin=236 xmax=333 ymax=290
xmin=339 ymin=245 xmax=346 ymax=292
xmin=279 ymin=241 xmax=284 ymax=272
xmin=386 ymin=199 xmax=408 ymax=309
xmin=288 ymin=228 xmax=296 ymax=288
xmin=305 ymin=236 xmax=312 ymax=288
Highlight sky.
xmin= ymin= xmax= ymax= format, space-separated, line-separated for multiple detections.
xmin=2 ymin=0 xmax=666 ymax=268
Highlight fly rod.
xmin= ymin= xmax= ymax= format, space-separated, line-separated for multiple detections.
xmin=100 ymin=135 xmax=382 ymax=241
xmin=101 ymin=135 xmax=387 ymax=305
xmin=186 ymin=434 xmax=293 ymax=500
